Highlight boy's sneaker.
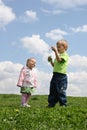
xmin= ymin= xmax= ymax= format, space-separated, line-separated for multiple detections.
xmin=47 ymin=104 xmax=55 ymax=108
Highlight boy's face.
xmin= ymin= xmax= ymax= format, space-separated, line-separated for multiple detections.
xmin=27 ymin=59 xmax=36 ymax=69
xmin=57 ymin=42 xmax=65 ymax=53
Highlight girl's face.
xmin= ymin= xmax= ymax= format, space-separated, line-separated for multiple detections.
xmin=57 ymin=42 xmax=65 ymax=53
xmin=27 ymin=59 xmax=36 ymax=69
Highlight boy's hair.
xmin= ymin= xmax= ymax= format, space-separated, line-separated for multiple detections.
xmin=57 ymin=39 xmax=68 ymax=50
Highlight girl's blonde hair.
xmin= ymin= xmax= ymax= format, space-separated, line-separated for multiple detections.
xmin=26 ymin=58 xmax=36 ymax=67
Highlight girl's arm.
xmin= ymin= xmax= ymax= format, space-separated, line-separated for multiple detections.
xmin=17 ymin=68 xmax=25 ymax=87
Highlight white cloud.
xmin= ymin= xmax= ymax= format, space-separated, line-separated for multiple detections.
xmin=0 ymin=0 xmax=3 ymax=4
xmin=70 ymin=25 xmax=87 ymax=33
xmin=45 ymin=29 xmax=68 ymax=40
xmin=19 ymin=10 xmax=38 ymax=23
xmin=67 ymin=84 xmax=81 ymax=96
xmin=41 ymin=0 xmax=87 ymax=9
xmin=0 ymin=54 xmax=87 ymax=96
xmin=20 ymin=35 xmax=50 ymax=55
xmin=67 ymin=55 xmax=87 ymax=96
xmin=67 ymin=71 xmax=87 ymax=96
xmin=0 ymin=1 xmax=16 ymax=29
xmin=68 ymin=71 xmax=87 ymax=84
xmin=35 ymin=70 xmax=52 ymax=95
xmin=0 ymin=61 xmax=22 ymax=94
xmin=41 ymin=8 xmax=64 ymax=14
xmin=69 ymin=55 xmax=87 ymax=70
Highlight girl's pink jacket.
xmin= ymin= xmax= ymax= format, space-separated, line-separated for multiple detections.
xmin=17 ymin=66 xmax=37 ymax=88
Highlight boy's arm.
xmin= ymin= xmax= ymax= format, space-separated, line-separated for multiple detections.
xmin=49 ymin=60 xmax=54 ymax=67
xmin=48 ymin=56 xmax=54 ymax=67
xmin=51 ymin=47 xmax=62 ymax=62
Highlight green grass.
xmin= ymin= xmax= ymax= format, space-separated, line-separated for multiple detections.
xmin=0 ymin=94 xmax=87 ymax=130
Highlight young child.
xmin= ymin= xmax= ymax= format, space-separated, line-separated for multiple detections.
xmin=48 ymin=39 xmax=69 ymax=107
xmin=17 ymin=58 xmax=37 ymax=107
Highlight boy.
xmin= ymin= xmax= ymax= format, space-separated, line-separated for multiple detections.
xmin=48 ymin=39 xmax=69 ymax=107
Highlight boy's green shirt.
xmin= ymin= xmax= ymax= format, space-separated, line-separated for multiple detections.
xmin=53 ymin=52 xmax=69 ymax=74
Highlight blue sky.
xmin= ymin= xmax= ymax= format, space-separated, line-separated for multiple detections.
xmin=0 ymin=0 xmax=87 ymax=96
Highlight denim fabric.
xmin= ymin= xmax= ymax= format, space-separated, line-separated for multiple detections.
xmin=48 ymin=72 xmax=68 ymax=106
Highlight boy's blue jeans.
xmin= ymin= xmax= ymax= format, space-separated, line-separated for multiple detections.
xmin=48 ymin=72 xmax=68 ymax=107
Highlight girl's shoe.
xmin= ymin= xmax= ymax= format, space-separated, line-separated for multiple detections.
xmin=22 ymin=104 xmax=31 ymax=107
xmin=25 ymin=104 xmax=31 ymax=107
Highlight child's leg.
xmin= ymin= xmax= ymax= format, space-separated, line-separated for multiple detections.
xmin=48 ymin=82 xmax=58 ymax=107
xmin=21 ymin=93 xmax=27 ymax=106
xmin=26 ymin=93 xmax=31 ymax=105
xmin=58 ymin=76 xmax=67 ymax=106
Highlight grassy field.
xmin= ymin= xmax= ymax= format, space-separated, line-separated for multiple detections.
xmin=0 ymin=94 xmax=87 ymax=130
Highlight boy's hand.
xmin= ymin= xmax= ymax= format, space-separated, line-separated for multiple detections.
xmin=48 ymin=56 xmax=52 ymax=62
xmin=51 ymin=46 xmax=57 ymax=52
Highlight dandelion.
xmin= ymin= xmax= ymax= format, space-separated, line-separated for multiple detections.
xmin=15 ymin=109 xmax=19 ymax=113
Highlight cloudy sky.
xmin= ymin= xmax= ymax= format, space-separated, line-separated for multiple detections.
xmin=0 ymin=0 xmax=87 ymax=96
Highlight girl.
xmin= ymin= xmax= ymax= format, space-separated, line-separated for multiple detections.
xmin=17 ymin=58 xmax=37 ymax=107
